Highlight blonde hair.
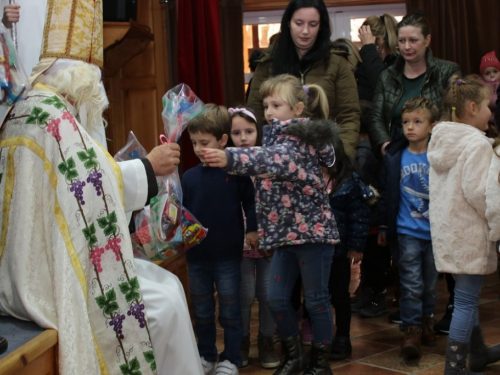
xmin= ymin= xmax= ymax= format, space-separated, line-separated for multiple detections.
xmin=442 ymin=74 xmax=490 ymax=122
xmin=362 ymin=14 xmax=399 ymax=55
xmin=259 ymin=74 xmax=329 ymax=120
xmin=37 ymin=61 xmax=108 ymax=134
xmin=187 ymin=104 xmax=231 ymax=140
xmin=332 ymin=38 xmax=362 ymax=73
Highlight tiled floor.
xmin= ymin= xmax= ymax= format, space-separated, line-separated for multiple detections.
xmin=213 ymin=265 xmax=500 ymax=374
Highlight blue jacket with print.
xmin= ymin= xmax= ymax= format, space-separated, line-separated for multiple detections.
xmin=225 ymin=118 xmax=340 ymax=250
xmin=329 ymin=173 xmax=376 ymax=258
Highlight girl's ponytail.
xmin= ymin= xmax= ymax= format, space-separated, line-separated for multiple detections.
xmin=260 ymin=74 xmax=329 ymax=120
xmin=442 ymin=74 xmax=490 ymax=122
xmin=305 ymin=84 xmax=329 ymax=120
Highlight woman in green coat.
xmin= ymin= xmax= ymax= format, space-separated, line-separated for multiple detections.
xmin=247 ymin=0 xmax=360 ymax=160
xmin=369 ymin=11 xmax=461 ymax=157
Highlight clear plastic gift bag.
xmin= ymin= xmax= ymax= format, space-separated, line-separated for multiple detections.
xmin=0 ymin=24 xmax=30 ymax=105
xmin=114 ymin=131 xmax=147 ymax=162
xmin=132 ymin=206 xmax=208 ymax=261
xmin=149 ymin=83 xmax=204 ymax=249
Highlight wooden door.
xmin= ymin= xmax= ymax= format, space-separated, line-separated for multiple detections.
xmin=103 ymin=0 xmax=170 ymax=156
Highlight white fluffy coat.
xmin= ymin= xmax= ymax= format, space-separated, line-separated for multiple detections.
xmin=428 ymin=122 xmax=500 ymax=275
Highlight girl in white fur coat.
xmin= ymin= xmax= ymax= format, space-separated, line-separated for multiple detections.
xmin=428 ymin=74 xmax=500 ymax=374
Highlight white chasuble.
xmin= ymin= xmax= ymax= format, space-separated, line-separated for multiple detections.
xmin=0 ymin=85 xmax=158 ymax=374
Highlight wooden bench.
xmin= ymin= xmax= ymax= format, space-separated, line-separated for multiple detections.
xmin=0 ymin=253 xmax=190 ymax=375
xmin=0 ymin=316 xmax=58 ymax=375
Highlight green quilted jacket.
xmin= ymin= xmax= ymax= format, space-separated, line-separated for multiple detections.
xmin=247 ymin=45 xmax=360 ymax=160
xmin=369 ymin=49 xmax=461 ymax=155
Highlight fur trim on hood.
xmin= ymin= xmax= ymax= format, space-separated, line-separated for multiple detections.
xmin=286 ymin=118 xmax=340 ymax=150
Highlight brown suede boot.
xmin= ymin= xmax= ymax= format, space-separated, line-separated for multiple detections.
xmin=421 ymin=317 xmax=437 ymax=346
xmin=401 ymin=325 xmax=422 ymax=359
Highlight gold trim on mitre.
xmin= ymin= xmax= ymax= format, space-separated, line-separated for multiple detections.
xmin=40 ymin=0 xmax=103 ymax=68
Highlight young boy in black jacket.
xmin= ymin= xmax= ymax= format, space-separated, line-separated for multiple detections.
xmin=182 ymin=104 xmax=258 ymax=375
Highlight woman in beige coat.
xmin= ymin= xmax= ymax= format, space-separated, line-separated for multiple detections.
xmin=247 ymin=0 xmax=360 ymax=160
xmin=428 ymin=75 xmax=500 ymax=374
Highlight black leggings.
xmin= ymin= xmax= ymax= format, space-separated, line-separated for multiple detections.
xmin=329 ymin=255 xmax=351 ymax=337
xmin=361 ymin=233 xmax=392 ymax=294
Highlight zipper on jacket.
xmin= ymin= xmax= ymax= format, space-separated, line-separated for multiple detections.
xmin=300 ymin=65 xmax=312 ymax=85
xmin=420 ymin=66 xmax=435 ymax=94
xmin=387 ymin=69 xmax=403 ymax=133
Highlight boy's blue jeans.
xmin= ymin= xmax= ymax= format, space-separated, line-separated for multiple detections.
xmin=240 ymin=257 xmax=274 ymax=338
xmin=398 ymin=234 xmax=439 ymax=330
xmin=449 ymin=274 xmax=482 ymax=343
xmin=188 ymin=259 xmax=242 ymax=366
xmin=268 ymin=243 xmax=334 ymax=344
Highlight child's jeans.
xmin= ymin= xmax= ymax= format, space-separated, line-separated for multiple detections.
xmin=240 ymin=257 xmax=274 ymax=338
xmin=268 ymin=243 xmax=334 ymax=344
xmin=398 ymin=234 xmax=439 ymax=331
xmin=449 ymin=274 xmax=483 ymax=343
xmin=188 ymin=259 xmax=242 ymax=366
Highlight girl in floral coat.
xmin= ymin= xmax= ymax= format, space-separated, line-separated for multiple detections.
xmin=203 ymin=74 xmax=339 ymax=375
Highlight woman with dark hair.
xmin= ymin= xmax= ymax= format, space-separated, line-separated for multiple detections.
xmin=369 ymin=11 xmax=461 ymax=157
xmin=247 ymin=0 xmax=360 ymax=159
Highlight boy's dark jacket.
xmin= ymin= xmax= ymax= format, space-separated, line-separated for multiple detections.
xmin=378 ymin=135 xmax=409 ymax=241
xmin=181 ymin=165 xmax=257 ymax=262
xmin=225 ymin=118 xmax=340 ymax=250
xmin=329 ymin=173 xmax=376 ymax=257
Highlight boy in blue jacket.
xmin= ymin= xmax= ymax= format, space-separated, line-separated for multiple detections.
xmin=378 ymin=97 xmax=439 ymax=361
xmin=182 ymin=104 xmax=258 ymax=375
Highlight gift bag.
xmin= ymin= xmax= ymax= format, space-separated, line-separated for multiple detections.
xmin=132 ymin=206 xmax=208 ymax=261
xmin=149 ymin=83 xmax=204 ymax=249
xmin=0 ymin=24 xmax=30 ymax=105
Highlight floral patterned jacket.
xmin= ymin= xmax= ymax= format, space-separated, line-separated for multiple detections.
xmin=225 ymin=118 xmax=340 ymax=250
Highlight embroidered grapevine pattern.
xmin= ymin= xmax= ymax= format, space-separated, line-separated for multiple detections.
xmin=37 ymin=97 xmax=157 ymax=373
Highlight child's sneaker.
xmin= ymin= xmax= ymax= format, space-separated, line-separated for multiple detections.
xmin=215 ymin=360 xmax=239 ymax=375
xmin=359 ymin=291 xmax=387 ymax=318
xmin=351 ymin=288 xmax=374 ymax=313
xmin=301 ymin=318 xmax=313 ymax=345
xmin=201 ymin=357 xmax=216 ymax=375
xmin=388 ymin=310 xmax=402 ymax=324
xmin=258 ymin=336 xmax=280 ymax=369
xmin=240 ymin=336 xmax=250 ymax=367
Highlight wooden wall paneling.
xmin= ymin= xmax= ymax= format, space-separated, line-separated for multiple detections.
xmin=151 ymin=0 xmax=171 ymax=137
xmin=104 ymin=0 xmax=170 ymax=155
xmin=220 ymin=0 xmax=246 ymax=107
xmin=244 ymin=0 xmax=404 ymax=11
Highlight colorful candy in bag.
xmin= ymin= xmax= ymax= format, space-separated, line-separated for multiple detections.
xmin=177 ymin=208 xmax=208 ymax=251
xmin=150 ymin=177 xmax=182 ymax=242
xmin=132 ymin=206 xmax=208 ymax=261
xmin=161 ymin=83 xmax=205 ymax=143
xmin=114 ymin=128 xmax=208 ymax=260
xmin=0 ymin=24 xmax=30 ymax=105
